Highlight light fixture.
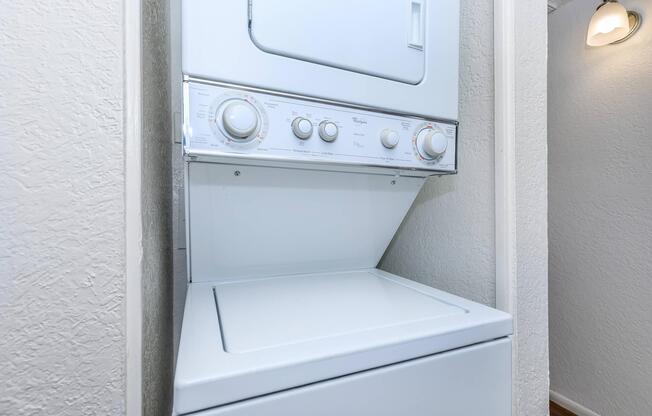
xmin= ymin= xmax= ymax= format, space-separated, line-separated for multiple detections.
xmin=586 ymin=0 xmax=641 ymax=46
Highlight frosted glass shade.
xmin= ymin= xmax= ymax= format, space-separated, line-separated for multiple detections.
xmin=587 ymin=2 xmax=631 ymax=46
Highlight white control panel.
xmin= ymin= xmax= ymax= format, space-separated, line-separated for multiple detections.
xmin=184 ymin=81 xmax=457 ymax=173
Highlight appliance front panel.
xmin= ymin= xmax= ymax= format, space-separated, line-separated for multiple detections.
xmin=187 ymin=163 xmax=423 ymax=282
xmin=250 ymin=0 xmax=425 ymax=84
xmin=182 ymin=0 xmax=460 ymax=120
xmin=173 ymin=273 xmax=513 ymax=414
xmin=184 ymin=82 xmax=457 ymax=174
xmin=180 ymin=338 xmax=512 ymax=416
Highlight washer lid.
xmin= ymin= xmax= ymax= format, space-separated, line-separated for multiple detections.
xmin=249 ymin=0 xmax=426 ymax=84
xmin=215 ymin=270 xmax=464 ymax=353
xmin=174 ymin=269 xmax=513 ymax=414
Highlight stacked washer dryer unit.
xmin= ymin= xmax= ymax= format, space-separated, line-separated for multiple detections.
xmin=174 ymin=1 xmax=513 ymax=415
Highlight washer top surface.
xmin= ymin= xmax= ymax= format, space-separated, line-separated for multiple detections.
xmin=215 ymin=271 xmax=465 ymax=353
xmin=174 ymin=268 xmax=512 ymax=414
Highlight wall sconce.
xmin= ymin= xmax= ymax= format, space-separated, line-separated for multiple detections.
xmin=586 ymin=0 xmax=641 ymax=46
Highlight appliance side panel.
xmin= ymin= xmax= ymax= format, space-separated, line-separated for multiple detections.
xmin=188 ymin=338 xmax=512 ymax=416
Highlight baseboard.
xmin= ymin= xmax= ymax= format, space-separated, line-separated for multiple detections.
xmin=550 ymin=390 xmax=601 ymax=416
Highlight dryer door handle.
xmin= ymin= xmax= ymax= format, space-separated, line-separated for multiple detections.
xmin=408 ymin=0 xmax=425 ymax=50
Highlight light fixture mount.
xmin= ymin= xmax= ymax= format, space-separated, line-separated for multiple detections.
xmin=586 ymin=0 xmax=642 ymax=46
xmin=610 ymin=10 xmax=641 ymax=44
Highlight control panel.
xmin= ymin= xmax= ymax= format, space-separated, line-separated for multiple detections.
xmin=183 ymin=81 xmax=457 ymax=173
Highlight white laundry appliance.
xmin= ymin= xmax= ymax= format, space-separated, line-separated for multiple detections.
xmin=174 ymin=1 xmax=512 ymax=415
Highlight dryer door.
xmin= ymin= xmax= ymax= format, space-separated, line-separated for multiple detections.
xmin=182 ymin=0 xmax=460 ymax=120
xmin=249 ymin=0 xmax=425 ymax=85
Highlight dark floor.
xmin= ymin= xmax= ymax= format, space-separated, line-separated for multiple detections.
xmin=550 ymin=401 xmax=577 ymax=416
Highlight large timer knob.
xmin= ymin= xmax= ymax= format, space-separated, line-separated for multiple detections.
xmin=423 ymin=131 xmax=448 ymax=158
xmin=417 ymin=128 xmax=448 ymax=159
xmin=221 ymin=99 xmax=259 ymax=139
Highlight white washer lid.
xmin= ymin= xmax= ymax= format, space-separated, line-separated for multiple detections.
xmin=216 ymin=270 xmax=464 ymax=353
xmin=174 ymin=269 xmax=512 ymax=415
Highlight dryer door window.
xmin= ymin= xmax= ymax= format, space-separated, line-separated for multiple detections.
xmin=249 ymin=0 xmax=426 ymax=85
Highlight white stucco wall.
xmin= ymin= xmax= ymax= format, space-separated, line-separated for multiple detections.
xmin=0 ymin=1 xmax=126 ymax=415
xmin=513 ymin=2 xmax=549 ymax=415
xmin=380 ymin=0 xmax=496 ymax=307
xmin=549 ymin=1 xmax=652 ymax=415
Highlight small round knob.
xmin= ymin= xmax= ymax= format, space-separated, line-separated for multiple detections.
xmin=380 ymin=129 xmax=400 ymax=149
xmin=318 ymin=121 xmax=338 ymax=142
xmin=423 ymin=131 xmax=448 ymax=158
xmin=221 ymin=100 xmax=259 ymax=139
xmin=291 ymin=117 xmax=313 ymax=140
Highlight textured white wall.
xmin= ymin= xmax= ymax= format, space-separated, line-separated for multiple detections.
xmin=380 ymin=0 xmax=496 ymax=307
xmin=549 ymin=0 xmax=652 ymax=415
xmin=513 ymin=1 xmax=549 ymax=415
xmin=0 ymin=1 xmax=126 ymax=415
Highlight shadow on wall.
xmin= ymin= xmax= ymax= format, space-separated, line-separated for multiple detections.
xmin=142 ymin=0 xmax=174 ymax=415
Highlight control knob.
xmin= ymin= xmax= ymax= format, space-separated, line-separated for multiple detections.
xmin=291 ymin=117 xmax=313 ymax=140
xmin=318 ymin=121 xmax=338 ymax=142
xmin=221 ymin=99 xmax=259 ymax=139
xmin=380 ymin=129 xmax=400 ymax=149
xmin=417 ymin=128 xmax=448 ymax=159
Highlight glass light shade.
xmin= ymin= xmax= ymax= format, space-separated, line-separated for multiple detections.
xmin=586 ymin=2 xmax=631 ymax=46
